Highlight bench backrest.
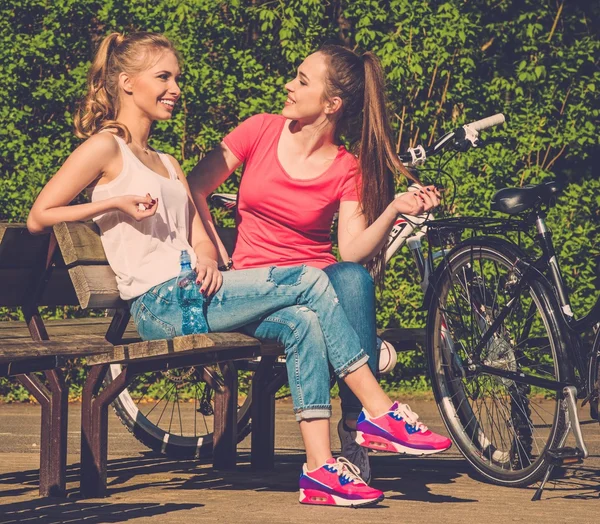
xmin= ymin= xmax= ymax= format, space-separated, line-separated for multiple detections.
xmin=53 ymin=222 xmax=237 ymax=310
xmin=0 ymin=224 xmax=78 ymax=308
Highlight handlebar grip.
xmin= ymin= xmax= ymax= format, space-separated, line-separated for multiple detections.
xmin=468 ymin=113 xmax=505 ymax=132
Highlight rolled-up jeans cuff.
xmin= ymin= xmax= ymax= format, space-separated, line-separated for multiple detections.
xmin=294 ymin=406 xmax=332 ymax=422
xmin=335 ymin=351 xmax=369 ymax=379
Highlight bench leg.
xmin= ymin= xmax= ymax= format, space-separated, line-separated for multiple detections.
xmin=46 ymin=370 xmax=68 ymax=496
xmin=250 ymin=357 xmax=287 ymax=471
xmin=81 ymin=364 xmax=132 ymax=498
xmin=17 ymin=370 xmax=68 ymax=497
xmin=213 ymin=361 xmax=238 ymax=470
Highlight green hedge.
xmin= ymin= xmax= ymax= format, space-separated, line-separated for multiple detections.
xmin=1 ymin=0 xmax=598 ymax=398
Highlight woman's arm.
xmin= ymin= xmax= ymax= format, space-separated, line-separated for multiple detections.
xmin=187 ymin=143 xmax=242 ymax=265
xmin=27 ymin=133 xmax=157 ymax=234
xmin=170 ymin=156 xmax=224 ymax=296
xmin=337 ymin=187 xmax=439 ymax=264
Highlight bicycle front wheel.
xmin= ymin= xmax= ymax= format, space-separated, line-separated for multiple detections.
xmin=427 ymin=238 xmax=573 ymax=487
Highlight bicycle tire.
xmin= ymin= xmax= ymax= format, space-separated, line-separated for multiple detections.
xmin=105 ymin=364 xmax=254 ymax=459
xmin=426 ymin=237 xmax=573 ymax=487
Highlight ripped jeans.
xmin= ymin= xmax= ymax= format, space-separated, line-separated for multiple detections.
xmin=129 ymin=265 xmax=368 ymax=420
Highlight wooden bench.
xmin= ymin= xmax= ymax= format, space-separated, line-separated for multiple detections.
xmin=0 ymin=222 xmax=266 ymax=498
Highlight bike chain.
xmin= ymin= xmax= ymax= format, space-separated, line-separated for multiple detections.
xmin=161 ymin=366 xmax=197 ymax=385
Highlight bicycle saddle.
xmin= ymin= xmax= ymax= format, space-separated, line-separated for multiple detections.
xmin=491 ymin=180 xmax=562 ymax=215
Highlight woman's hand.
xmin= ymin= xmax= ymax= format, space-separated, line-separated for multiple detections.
xmin=195 ymin=256 xmax=223 ymax=296
xmin=115 ymin=193 xmax=158 ymax=221
xmin=391 ymin=185 xmax=441 ymax=216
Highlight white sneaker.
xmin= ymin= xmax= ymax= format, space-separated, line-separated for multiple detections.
xmin=378 ymin=340 xmax=397 ymax=375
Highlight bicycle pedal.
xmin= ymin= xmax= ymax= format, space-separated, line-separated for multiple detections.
xmin=546 ymin=446 xmax=585 ymax=466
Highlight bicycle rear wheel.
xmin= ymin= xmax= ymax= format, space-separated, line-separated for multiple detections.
xmin=427 ymin=238 xmax=573 ymax=487
xmin=106 ymin=363 xmax=254 ymax=459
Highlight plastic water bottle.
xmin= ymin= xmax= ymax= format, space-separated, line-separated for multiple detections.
xmin=177 ymin=250 xmax=206 ymax=335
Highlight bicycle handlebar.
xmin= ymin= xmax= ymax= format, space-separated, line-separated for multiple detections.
xmin=467 ymin=113 xmax=505 ymax=132
xmin=401 ymin=113 xmax=506 ymax=166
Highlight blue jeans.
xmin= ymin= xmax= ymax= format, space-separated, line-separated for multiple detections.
xmin=242 ymin=262 xmax=380 ymax=421
xmin=323 ymin=262 xmax=380 ymax=420
xmin=129 ymin=265 xmax=369 ymax=421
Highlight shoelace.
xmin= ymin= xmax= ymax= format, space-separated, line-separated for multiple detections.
xmin=393 ymin=403 xmax=428 ymax=432
xmin=331 ymin=457 xmax=366 ymax=485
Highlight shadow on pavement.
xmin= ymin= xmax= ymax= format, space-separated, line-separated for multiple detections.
xmin=0 ymin=499 xmax=201 ymax=524
xmin=371 ymin=455 xmax=477 ymax=503
xmin=102 ymin=452 xmax=475 ymax=502
xmin=542 ymin=464 xmax=600 ymax=501
xmin=0 ymin=452 xmax=212 ymax=493
xmin=2 ymin=450 xmax=597 ymax=504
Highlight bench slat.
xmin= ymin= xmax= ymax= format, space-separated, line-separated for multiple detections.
xmin=54 ymin=221 xmax=108 ymax=266
xmin=0 ymin=318 xmax=140 ymax=340
xmin=0 ymin=356 xmax=65 ymax=377
xmin=378 ymin=328 xmax=426 ymax=350
xmin=0 ymin=334 xmax=113 ymax=362
xmin=0 ymin=268 xmax=79 ymax=307
xmin=87 ymin=332 xmax=262 ymax=365
xmin=0 ymin=224 xmax=50 ymax=269
xmin=68 ymin=265 xmax=125 ymax=309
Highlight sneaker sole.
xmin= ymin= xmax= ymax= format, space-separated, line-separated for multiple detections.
xmin=299 ymin=488 xmax=384 ymax=507
xmin=355 ymin=430 xmax=451 ymax=455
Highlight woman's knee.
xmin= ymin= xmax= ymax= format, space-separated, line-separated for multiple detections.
xmin=325 ymin=262 xmax=374 ymax=300
xmin=288 ymin=306 xmax=323 ymax=340
xmin=261 ymin=306 xmax=325 ymax=353
xmin=300 ymin=265 xmax=333 ymax=295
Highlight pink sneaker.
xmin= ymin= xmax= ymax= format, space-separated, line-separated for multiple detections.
xmin=299 ymin=457 xmax=384 ymax=507
xmin=356 ymin=402 xmax=452 ymax=455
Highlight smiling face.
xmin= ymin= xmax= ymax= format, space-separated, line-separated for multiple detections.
xmin=121 ymin=50 xmax=181 ymax=121
xmin=282 ymin=51 xmax=339 ymax=123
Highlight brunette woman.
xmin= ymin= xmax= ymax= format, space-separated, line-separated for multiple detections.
xmin=188 ymin=45 xmax=450 ymax=487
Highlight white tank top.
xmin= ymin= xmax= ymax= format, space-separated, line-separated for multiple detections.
xmin=91 ymin=134 xmax=197 ymax=300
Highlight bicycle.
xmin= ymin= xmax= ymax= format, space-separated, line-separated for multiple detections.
xmin=423 ymin=185 xmax=599 ymax=500
xmin=382 ymin=116 xmax=598 ymax=499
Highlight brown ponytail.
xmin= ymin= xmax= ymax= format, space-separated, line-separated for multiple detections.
xmin=319 ymin=45 xmax=417 ymax=284
xmin=74 ymin=32 xmax=179 ymax=141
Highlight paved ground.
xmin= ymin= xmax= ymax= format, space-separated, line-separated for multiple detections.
xmin=0 ymin=398 xmax=599 ymax=523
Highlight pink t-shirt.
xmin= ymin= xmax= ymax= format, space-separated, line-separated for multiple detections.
xmin=223 ymin=113 xmax=360 ymax=269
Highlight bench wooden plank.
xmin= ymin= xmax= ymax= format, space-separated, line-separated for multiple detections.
xmin=68 ymin=265 xmax=125 ymax=309
xmin=0 ymin=223 xmax=24 ymax=244
xmin=0 ymin=334 xmax=113 ymax=362
xmin=0 ymin=224 xmax=49 ymax=269
xmin=0 ymin=268 xmax=79 ymax=307
xmin=379 ymin=327 xmax=426 ymax=350
xmin=53 ymin=222 xmax=108 ymax=266
xmin=87 ymin=332 xmax=262 ymax=365
xmin=0 ymin=317 xmax=121 ymax=338
xmin=0 ymin=356 xmax=65 ymax=377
